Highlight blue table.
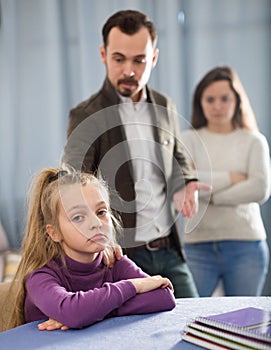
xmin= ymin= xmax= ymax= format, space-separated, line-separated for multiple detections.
xmin=1 ymin=297 xmax=270 ymax=349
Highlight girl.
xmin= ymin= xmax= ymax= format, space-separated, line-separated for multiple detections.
xmin=181 ymin=66 xmax=270 ymax=297
xmin=6 ymin=168 xmax=175 ymax=331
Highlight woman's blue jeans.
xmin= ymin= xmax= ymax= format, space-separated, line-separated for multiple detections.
xmin=184 ymin=240 xmax=269 ymax=296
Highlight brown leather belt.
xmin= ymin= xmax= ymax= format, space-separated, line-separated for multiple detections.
xmin=135 ymin=234 xmax=175 ymax=251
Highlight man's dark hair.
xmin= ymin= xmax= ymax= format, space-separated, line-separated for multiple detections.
xmin=102 ymin=10 xmax=157 ymax=47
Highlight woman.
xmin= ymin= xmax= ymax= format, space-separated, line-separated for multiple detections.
xmin=181 ymin=66 xmax=270 ymax=296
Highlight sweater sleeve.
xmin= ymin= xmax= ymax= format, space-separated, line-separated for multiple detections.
xmin=187 ymin=170 xmax=231 ymax=194
xmin=115 ymin=288 xmax=176 ymax=316
xmin=26 ymin=269 xmax=136 ymax=329
xmin=112 ymin=256 xmax=176 ymax=315
xmin=179 ymin=130 xmax=213 ymax=197
xmin=213 ymin=133 xmax=271 ymax=205
xmin=180 ymin=129 xmax=271 ymax=203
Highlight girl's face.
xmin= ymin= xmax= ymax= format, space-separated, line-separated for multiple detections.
xmin=201 ymin=80 xmax=237 ymax=133
xmin=47 ymin=183 xmax=113 ymax=263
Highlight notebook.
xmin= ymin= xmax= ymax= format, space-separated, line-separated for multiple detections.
xmin=182 ymin=332 xmax=249 ymax=350
xmin=182 ymin=307 xmax=271 ymax=350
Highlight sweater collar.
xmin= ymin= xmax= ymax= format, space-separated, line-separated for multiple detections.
xmin=63 ymin=252 xmax=104 ymax=273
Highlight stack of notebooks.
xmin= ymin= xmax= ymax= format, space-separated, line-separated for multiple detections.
xmin=181 ymin=307 xmax=271 ymax=350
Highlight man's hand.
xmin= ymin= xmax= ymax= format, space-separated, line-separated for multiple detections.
xmin=102 ymin=244 xmax=123 ymax=267
xmin=173 ymin=181 xmax=211 ymax=218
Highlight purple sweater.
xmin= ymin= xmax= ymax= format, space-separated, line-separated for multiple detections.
xmin=25 ymin=253 xmax=176 ymax=328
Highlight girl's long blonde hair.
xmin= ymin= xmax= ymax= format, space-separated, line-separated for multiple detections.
xmin=4 ymin=167 xmax=120 ymax=330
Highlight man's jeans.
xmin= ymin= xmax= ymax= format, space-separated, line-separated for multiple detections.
xmin=131 ymin=247 xmax=199 ymax=298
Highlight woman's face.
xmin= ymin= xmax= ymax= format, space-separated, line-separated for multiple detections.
xmin=201 ymin=80 xmax=237 ymax=133
xmin=47 ymin=183 xmax=113 ymax=263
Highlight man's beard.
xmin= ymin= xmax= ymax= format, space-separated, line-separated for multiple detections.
xmin=119 ymin=88 xmax=132 ymax=97
xmin=117 ymin=78 xmax=138 ymax=97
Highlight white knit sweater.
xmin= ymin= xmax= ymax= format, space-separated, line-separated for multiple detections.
xmin=180 ymin=128 xmax=270 ymax=243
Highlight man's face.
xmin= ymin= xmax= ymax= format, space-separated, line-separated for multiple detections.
xmin=100 ymin=27 xmax=159 ymax=102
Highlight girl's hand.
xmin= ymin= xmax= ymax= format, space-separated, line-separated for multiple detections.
xmin=102 ymin=244 xmax=123 ymax=267
xmin=129 ymin=275 xmax=174 ymax=294
xmin=38 ymin=318 xmax=69 ymax=331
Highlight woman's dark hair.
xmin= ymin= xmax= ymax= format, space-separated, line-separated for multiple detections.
xmin=102 ymin=10 xmax=157 ymax=47
xmin=191 ymin=66 xmax=258 ymax=131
